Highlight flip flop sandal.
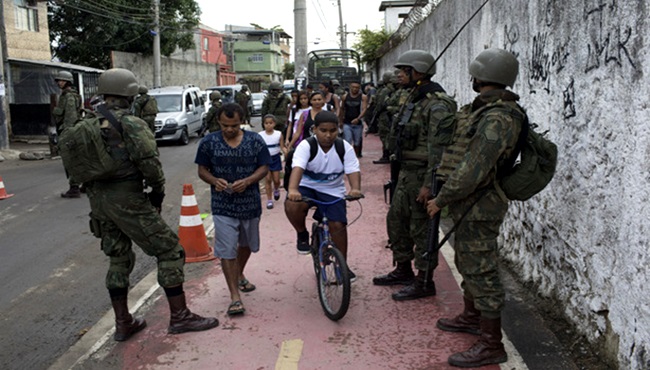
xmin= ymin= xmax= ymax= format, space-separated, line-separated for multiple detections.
xmin=238 ymin=279 xmax=256 ymax=292
xmin=227 ymin=300 xmax=245 ymax=316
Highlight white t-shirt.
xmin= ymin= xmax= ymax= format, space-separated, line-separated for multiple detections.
xmin=259 ymin=130 xmax=282 ymax=156
xmin=292 ymin=138 xmax=360 ymax=197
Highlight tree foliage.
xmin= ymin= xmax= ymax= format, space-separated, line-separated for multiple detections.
xmin=352 ymin=28 xmax=391 ymax=67
xmin=283 ymin=62 xmax=295 ymax=80
xmin=48 ymin=0 xmax=201 ymax=69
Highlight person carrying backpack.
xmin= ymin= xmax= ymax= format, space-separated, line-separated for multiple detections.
xmin=426 ymin=48 xmax=526 ymax=368
xmin=284 ymin=111 xmax=362 ymax=279
xmin=79 ymin=68 xmax=219 ymax=342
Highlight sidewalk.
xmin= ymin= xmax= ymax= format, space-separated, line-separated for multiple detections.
xmin=49 ymin=135 xmax=526 ymax=370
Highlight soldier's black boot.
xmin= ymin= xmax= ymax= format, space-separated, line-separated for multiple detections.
xmin=110 ymin=294 xmax=147 ymax=342
xmin=448 ymin=317 xmax=507 ymax=367
xmin=391 ymin=269 xmax=436 ymax=301
xmin=437 ymin=297 xmax=481 ymax=335
xmin=61 ymin=185 xmax=81 ymax=198
xmin=373 ymin=149 xmax=390 ymax=164
xmin=372 ymin=261 xmax=415 ymax=286
xmin=166 ymin=291 xmax=219 ymax=334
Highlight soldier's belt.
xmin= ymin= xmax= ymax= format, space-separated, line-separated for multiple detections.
xmin=93 ymin=179 xmax=144 ymax=192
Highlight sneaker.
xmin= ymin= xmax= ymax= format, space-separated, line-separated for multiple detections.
xmin=348 ymin=269 xmax=357 ymax=283
xmin=273 ymin=189 xmax=280 ymax=201
xmin=297 ymin=231 xmax=310 ymax=255
xmin=266 ymin=200 xmax=274 ymax=209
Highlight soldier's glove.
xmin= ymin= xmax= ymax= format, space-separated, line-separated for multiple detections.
xmin=148 ymin=191 xmax=165 ymax=212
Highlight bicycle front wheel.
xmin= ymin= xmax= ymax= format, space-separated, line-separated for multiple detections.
xmin=317 ymin=244 xmax=351 ymax=321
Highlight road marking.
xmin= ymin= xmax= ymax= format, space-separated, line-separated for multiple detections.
xmin=275 ymin=339 xmax=304 ymax=370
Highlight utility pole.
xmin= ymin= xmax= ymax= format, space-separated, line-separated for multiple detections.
xmin=294 ymin=0 xmax=308 ymax=88
xmin=337 ymin=0 xmax=345 ymax=49
xmin=153 ymin=0 xmax=162 ymax=87
xmin=0 ymin=2 xmax=8 ymax=149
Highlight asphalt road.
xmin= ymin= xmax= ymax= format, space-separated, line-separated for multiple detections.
xmin=0 ymin=115 xmax=260 ymax=370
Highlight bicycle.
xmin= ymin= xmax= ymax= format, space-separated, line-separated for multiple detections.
xmin=301 ymin=195 xmax=362 ymax=321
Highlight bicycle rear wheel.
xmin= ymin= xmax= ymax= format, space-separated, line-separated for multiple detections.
xmin=317 ymin=244 xmax=351 ymax=321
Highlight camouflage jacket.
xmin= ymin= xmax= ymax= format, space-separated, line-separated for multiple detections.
xmin=235 ymin=91 xmax=250 ymax=110
xmin=435 ymin=90 xmax=524 ymax=209
xmin=206 ymin=101 xmax=222 ymax=132
xmin=133 ymin=94 xmax=159 ymax=118
xmin=53 ymin=87 xmax=81 ymax=131
xmin=261 ymin=93 xmax=291 ymax=123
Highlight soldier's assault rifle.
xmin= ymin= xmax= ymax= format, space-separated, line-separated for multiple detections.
xmin=383 ymin=88 xmax=417 ymax=204
xmin=365 ymin=100 xmax=386 ymax=137
xmin=422 ymin=170 xmax=442 ymax=290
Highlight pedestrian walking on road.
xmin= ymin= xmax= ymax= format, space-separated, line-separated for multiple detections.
xmin=133 ymin=85 xmax=158 ymax=133
xmin=205 ymin=91 xmax=223 ymax=133
xmin=284 ymin=111 xmax=362 ymax=279
xmin=235 ymin=84 xmax=252 ymax=125
xmin=340 ymin=80 xmax=368 ymax=157
xmin=259 ymin=114 xmax=287 ymax=209
xmin=372 ymin=50 xmax=457 ymax=301
xmin=52 ymin=70 xmax=83 ymax=198
xmin=195 ymin=103 xmax=270 ymax=316
xmin=85 ymin=68 xmax=219 ymax=342
xmin=426 ymin=48 xmax=525 ymax=368
xmin=261 ymin=81 xmax=292 ymax=135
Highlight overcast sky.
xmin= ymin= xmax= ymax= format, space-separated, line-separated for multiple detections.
xmin=195 ymin=0 xmax=385 ymax=51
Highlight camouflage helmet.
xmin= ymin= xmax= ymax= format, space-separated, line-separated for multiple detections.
xmin=469 ymin=48 xmax=519 ymax=87
xmin=269 ymin=81 xmax=283 ymax=90
xmin=138 ymin=85 xmax=148 ymax=94
xmin=210 ymin=91 xmax=221 ymax=100
xmin=54 ymin=70 xmax=74 ymax=83
xmin=241 ymin=84 xmax=249 ymax=91
xmin=382 ymin=71 xmax=393 ymax=84
xmin=394 ymin=50 xmax=436 ymax=75
xmin=97 ymin=68 xmax=139 ymax=97
xmin=331 ymin=79 xmax=340 ymax=86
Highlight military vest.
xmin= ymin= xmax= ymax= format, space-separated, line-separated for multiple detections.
xmin=437 ymin=100 xmax=524 ymax=186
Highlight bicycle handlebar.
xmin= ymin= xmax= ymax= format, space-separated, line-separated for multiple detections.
xmin=300 ymin=194 xmax=364 ymax=205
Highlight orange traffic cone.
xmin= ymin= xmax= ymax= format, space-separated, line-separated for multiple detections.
xmin=0 ymin=176 xmax=14 ymax=200
xmin=178 ymin=184 xmax=215 ymax=263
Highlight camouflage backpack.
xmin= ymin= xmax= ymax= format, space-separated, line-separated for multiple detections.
xmin=497 ymin=113 xmax=558 ymax=201
xmin=58 ymin=106 xmax=121 ymax=183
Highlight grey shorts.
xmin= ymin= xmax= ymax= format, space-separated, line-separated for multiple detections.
xmin=212 ymin=215 xmax=260 ymax=259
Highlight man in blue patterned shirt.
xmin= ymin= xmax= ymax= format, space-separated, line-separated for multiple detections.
xmin=195 ymin=103 xmax=270 ymax=316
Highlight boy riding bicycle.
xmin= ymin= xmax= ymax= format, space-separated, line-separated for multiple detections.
xmin=284 ymin=110 xmax=363 ymax=278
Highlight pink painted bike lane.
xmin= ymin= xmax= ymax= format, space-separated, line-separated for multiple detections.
xmin=73 ymin=135 xmax=508 ymax=370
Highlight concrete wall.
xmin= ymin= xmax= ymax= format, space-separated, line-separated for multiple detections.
xmin=378 ymin=0 xmax=649 ymax=368
xmin=4 ymin=0 xmax=51 ymax=61
xmin=111 ymin=51 xmax=217 ymax=90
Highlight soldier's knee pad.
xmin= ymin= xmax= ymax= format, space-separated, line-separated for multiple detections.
xmin=156 ymin=244 xmax=185 ymax=287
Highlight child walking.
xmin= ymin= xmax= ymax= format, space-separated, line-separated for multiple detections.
xmin=259 ymin=114 xmax=288 ymax=209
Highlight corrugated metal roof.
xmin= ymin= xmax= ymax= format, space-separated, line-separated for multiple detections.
xmin=8 ymin=58 xmax=104 ymax=73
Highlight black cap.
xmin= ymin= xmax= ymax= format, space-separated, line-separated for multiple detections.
xmin=314 ymin=111 xmax=339 ymax=126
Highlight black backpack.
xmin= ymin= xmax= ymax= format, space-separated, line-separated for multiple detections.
xmin=283 ymin=136 xmax=345 ymax=191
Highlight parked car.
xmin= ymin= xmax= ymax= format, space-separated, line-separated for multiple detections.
xmin=251 ymin=92 xmax=266 ymax=116
xmin=149 ymin=85 xmax=205 ymax=145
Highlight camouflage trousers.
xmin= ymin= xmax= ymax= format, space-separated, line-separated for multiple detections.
xmin=450 ymin=189 xmax=508 ymax=318
xmin=142 ymin=115 xmax=156 ymax=132
xmin=87 ymin=181 xmax=185 ymax=290
xmin=377 ymin=114 xmax=391 ymax=149
xmin=386 ymin=164 xmax=437 ymax=271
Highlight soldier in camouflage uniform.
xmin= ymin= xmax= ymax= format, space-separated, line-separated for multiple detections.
xmin=427 ymin=48 xmax=524 ymax=368
xmin=53 ymin=71 xmax=83 ymax=198
xmin=205 ymin=91 xmax=222 ymax=133
xmin=133 ymin=85 xmax=159 ymax=132
xmin=371 ymin=71 xmax=398 ymax=164
xmin=235 ymin=85 xmax=251 ymax=125
xmin=261 ymin=81 xmax=291 ymax=135
xmin=331 ymin=79 xmax=345 ymax=97
xmin=84 ymin=68 xmax=218 ymax=342
xmin=373 ymin=50 xmax=457 ymax=301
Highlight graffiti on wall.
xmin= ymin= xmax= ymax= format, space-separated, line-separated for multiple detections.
xmin=527 ymin=31 xmax=571 ymax=95
xmin=584 ymin=0 xmax=638 ymax=73
xmin=562 ymin=78 xmax=576 ymax=119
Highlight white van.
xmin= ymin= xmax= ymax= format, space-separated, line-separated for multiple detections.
xmin=149 ymin=85 xmax=205 ymax=145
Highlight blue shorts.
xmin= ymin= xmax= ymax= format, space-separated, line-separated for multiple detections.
xmin=269 ymin=153 xmax=282 ymax=172
xmin=298 ymin=186 xmax=347 ymax=224
xmin=212 ymin=215 xmax=260 ymax=259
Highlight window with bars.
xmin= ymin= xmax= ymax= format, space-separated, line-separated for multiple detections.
xmin=14 ymin=0 xmax=39 ymax=32
xmin=250 ymin=54 xmax=264 ymax=63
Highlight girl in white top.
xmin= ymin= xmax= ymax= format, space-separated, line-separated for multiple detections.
xmin=259 ymin=115 xmax=288 ymax=209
